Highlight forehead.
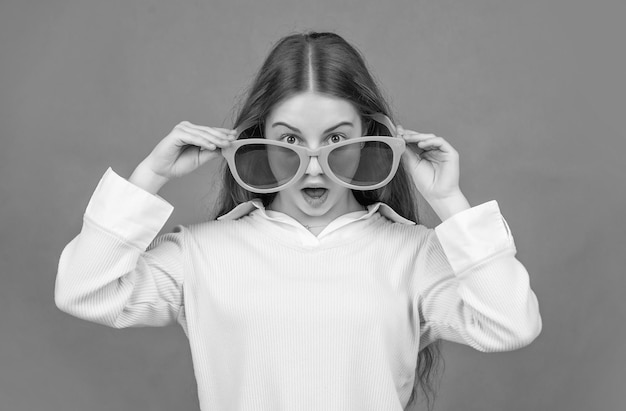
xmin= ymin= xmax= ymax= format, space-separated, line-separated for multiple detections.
xmin=266 ymin=92 xmax=361 ymax=130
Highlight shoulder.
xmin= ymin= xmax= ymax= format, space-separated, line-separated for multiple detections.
xmin=155 ymin=218 xmax=256 ymax=257
xmin=180 ymin=200 xmax=262 ymax=236
xmin=184 ymin=216 xmax=254 ymax=238
xmin=370 ymin=211 xmax=433 ymax=247
xmin=369 ymin=202 xmax=432 ymax=239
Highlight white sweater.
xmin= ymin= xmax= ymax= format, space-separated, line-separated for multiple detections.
xmin=55 ymin=168 xmax=542 ymax=411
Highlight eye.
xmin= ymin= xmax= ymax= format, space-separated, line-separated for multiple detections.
xmin=328 ymin=133 xmax=346 ymax=144
xmin=281 ymin=134 xmax=299 ymax=144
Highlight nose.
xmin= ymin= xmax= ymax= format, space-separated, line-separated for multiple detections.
xmin=305 ymin=155 xmax=323 ymax=176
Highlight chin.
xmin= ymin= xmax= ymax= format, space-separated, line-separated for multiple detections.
xmin=297 ymin=202 xmax=332 ymax=216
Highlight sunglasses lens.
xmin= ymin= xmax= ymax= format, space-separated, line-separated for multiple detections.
xmin=328 ymin=140 xmax=395 ymax=187
xmin=231 ymin=138 xmax=398 ymax=192
xmin=233 ymin=143 xmax=300 ymax=190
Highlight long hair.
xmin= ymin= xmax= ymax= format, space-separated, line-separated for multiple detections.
xmin=215 ymin=32 xmax=442 ymax=410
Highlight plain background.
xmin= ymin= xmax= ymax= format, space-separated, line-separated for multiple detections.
xmin=1 ymin=0 xmax=625 ymax=410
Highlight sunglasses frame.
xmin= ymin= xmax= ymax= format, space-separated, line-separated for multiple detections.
xmin=221 ymin=113 xmax=406 ymax=193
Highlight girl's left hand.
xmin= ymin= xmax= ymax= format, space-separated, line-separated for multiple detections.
xmin=397 ymin=125 xmax=461 ymax=201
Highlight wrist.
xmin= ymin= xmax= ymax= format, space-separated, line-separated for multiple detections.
xmin=128 ymin=162 xmax=169 ymax=195
xmin=424 ymin=190 xmax=471 ymax=221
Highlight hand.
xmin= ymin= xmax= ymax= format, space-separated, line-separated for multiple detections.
xmin=397 ymin=125 xmax=461 ymax=201
xmin=130 ymin=121 xmax=236 ymax=193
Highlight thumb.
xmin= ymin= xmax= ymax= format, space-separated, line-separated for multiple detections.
xmin=197 ymin=147 xmax=221 ymax=166
xmin=402 ymin=140 xmax=425 ymax=166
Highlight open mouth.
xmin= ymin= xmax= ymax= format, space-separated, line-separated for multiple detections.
xmin=301 ymin=187 xmax=328 ymax=199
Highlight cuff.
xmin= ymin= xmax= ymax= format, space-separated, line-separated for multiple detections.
xmin=434 ymin=200 xmax=516 ymax=274
xmin=84 ymin=168 xmax=174 ymax=249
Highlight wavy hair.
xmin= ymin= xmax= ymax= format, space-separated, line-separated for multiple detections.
xmin=215 ymin=32 xmax=442 ymax=410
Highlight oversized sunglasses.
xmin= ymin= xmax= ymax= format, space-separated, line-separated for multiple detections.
xmin=221 ymin=113 xmax=406 ymax=193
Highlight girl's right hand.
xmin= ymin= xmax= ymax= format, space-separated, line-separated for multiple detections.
xmin=129 ymin=121 xmax=236 ymax=194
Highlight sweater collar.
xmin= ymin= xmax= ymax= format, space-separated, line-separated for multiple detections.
xmin=217 ymin=199 xmax=415 ymax=226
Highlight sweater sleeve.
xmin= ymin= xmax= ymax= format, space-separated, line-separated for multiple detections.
xmin=55 ymin=168 xmax=185 ymax=329
xmin=415 ymin=200 xmax=542 ymax=352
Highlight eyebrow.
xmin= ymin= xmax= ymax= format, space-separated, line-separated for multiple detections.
xmin=271 ymin=121 xmax=354 ymax=134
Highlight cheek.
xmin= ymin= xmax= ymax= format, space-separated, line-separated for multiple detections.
xmin=328 ymin=184 xmax=352 ymax=200
xmin=281 ymin=185 xmax=302 ymax=201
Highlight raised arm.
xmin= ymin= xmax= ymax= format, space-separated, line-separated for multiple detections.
xmin=56 ymin=121 xmax=236 ymax=328
xmin=415 ymin=201 xmax=542 ymax=351
xmin=55 ymin=168 xmax=185 ymax=328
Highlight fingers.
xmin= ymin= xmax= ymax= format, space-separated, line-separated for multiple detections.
xmin=396 ymin=125 xmax=457 ymax=156
xmin=176 ymin=121 xmax=237 ymax=151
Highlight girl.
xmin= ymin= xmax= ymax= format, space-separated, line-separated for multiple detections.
xmin=55 ymin=32 xmax=542 ymax=411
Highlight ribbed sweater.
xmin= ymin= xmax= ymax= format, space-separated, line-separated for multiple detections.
xmin=55 ymin=168 xmax=542 ymax=411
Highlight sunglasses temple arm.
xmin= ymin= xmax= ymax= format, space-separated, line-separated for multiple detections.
xmin=366 ymin=113 xmax=398 ymax=136
xmin=234 ymin=118 xmax=260 ymax=139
